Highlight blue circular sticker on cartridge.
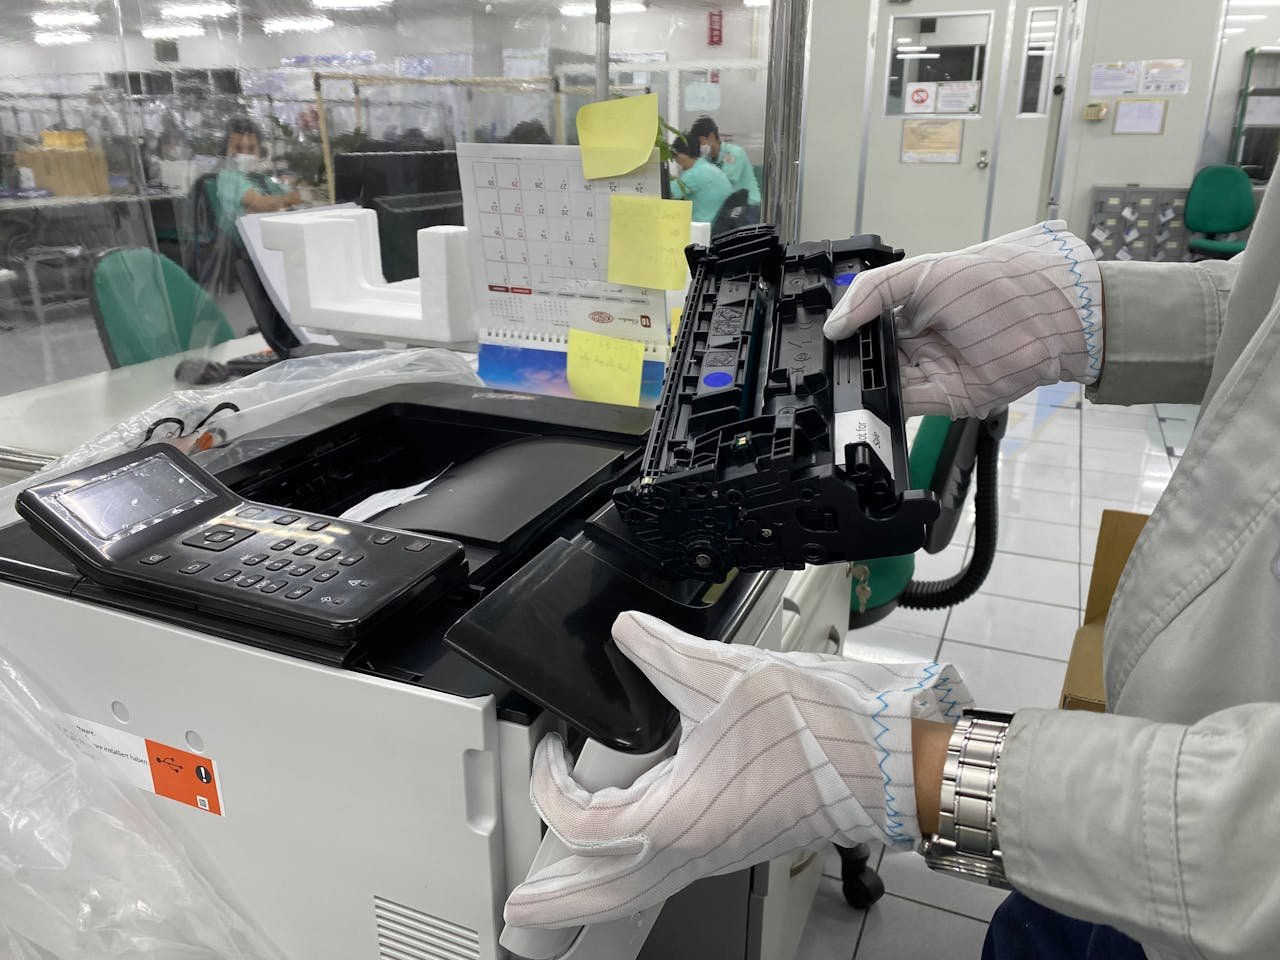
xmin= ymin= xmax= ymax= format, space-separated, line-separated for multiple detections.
xmin=703 ymin=371 xmax=734 ymax=388
xmin=834 ymin=272 xmax=857 ymax=286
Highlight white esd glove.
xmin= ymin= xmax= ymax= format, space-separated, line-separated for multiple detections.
xmin=503 ymin=611 xmax=972 ymax=929
xmin=824 ymin=221 xmax=1103 ymax=419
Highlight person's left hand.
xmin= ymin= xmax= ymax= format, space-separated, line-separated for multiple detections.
xmin=504 ymin=611 xmax=971 ymax=929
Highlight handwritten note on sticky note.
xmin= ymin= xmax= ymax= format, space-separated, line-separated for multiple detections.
xmin=608 ymin=195 xmax=692 ymax=291
xmin=567 ymin=329 xmax=645 ymax=407
xmin=576 ymin=93 xmax=658 ymax=179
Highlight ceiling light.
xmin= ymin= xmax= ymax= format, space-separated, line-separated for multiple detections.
xmin=1228 ymin=0 xmax=1280 ymax=7
xmin=895 ymin=36 xmax=914 ymax=43
xmin=312 ymin=0 xmax=391 ymax=8
xmin=34 ymin=29 xmax=91 ymax=44
xmin=1226 ymin=12 xmax=1268 ymax=19
xmin=897 ymin=52 xmax=941 ymax=59
xmin=143 ymin=21 xmax=205 ymax=38
xmin=560 ymin=2 xmax=645 ymax=15
xmin=32 ymin=9 xmax=99 ymax=27
xmin=1028 ymin=32 xmax=1055 ymax=39
xmin=897 ymin=45 xmax=927 ymax=52
xmin=160 ymin=1 xmax=233 ymax=16
xmin=1224 ymin=27 xmax=1247 ymax=34
xmin=742 ymin=0 xmax=769 ymax=7
xmin=262 ymin=14 xmax=334 ymax=32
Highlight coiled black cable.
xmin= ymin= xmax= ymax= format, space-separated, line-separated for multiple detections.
xmin=900 ymin=430 xmax=1000 ymax=610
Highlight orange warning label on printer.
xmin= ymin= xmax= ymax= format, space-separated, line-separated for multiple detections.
xmin=145 ymin=740 xmax=224 ymax=816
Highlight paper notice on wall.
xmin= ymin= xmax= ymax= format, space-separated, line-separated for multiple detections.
xmin=1113 ymin=98 xmax=1167 ymax=135
xmin=937 ymin=81 xmax=981 ymax=114
xmin=1090 ymin=61 xmax=1141 ymax=96
xmin=59 ymin=715 xmax=225 ymax=816
xmin=904 ymin=81 xmax=937 ymax=114
xmin=900 ymin=118 xmax=964 ymax=164
xmin=1140 ymin=59 xmax=1191 ymax=96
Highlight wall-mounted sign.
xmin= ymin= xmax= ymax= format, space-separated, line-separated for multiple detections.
xmin=904 ymin=81 xmax=938 ymax=114
xmin=1140 ymin=59 xmax=1191 ymax=96
xmin=901 ymin=118 xmax=964 ymax=163
xmin=708 ymin=10 xmax=724 ymax=46
xmin=938 ymin=80 xmax=981 ymax=114
xmin=1089 ymin=61 xmax=1141 ymax=97
xmin=1112 ymin=98 xmax=1168 ymax=135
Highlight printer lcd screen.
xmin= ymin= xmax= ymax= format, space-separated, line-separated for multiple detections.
xmin=57 ymin=457 xmax=212 ymax=539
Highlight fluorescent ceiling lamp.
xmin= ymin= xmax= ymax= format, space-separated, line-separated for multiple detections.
xmin=896 ymin=45 xmax=927 ymax=52
xmin=161 ymin=1 xmax=233 ymax=16
xmin=1224 ymin=27 xmax=1247 ymax=34
xmin=34 ymin=28 xmax=91 ymax=44
xmin=262 ymin=14 xmax=334 ymax=32
xmin=897 ymin=52 xmax=940 ymax=59
xmin=1028 ymin=32 xmax=1055 ymax=39
xmin=1227 ymin=13 xmax=1269 ymax=19
xmin=560 ymin=2 xmax=645 ymax=15
xmin=312 ymin=0 xmax=392 ymax=8
xmin=1228 ymin=0 xmax=1280 ymax=7
xmin=895 ymin=36 xmax=914 ymax=43
xmin=143 ymin=21 xmax=205 ymax=38
xmin=742 ymin=0 xmax=769 ymax=7
xmin=32 ymin=9 xmax=99 ymax=26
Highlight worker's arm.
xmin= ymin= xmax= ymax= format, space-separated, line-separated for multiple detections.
xmin=969 ymin=705 xmax=1279 ymax=958
xmin=240 ymin=188 xmax=302 ymax=213
xmin=1086 ymin=259 xmax=1236 ymax=405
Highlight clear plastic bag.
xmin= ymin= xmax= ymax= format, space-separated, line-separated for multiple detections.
xmin=0 ymin=347 xmax=480 ymax=526
xmin=0 ymin=651 xmax=283 ymax=960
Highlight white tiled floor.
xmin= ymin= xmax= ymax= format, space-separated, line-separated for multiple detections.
xmin=794 ymin=382 xmax=1187 ymax=960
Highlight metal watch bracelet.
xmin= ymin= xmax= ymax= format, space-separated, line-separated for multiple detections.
xmin=919 ymin=708 xmax=1015 ymax=889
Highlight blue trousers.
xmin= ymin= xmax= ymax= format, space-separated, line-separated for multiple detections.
xmin=983 ymin=892 xmax=1147 ymax=960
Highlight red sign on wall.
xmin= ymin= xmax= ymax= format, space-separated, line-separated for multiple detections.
xmin=708 ymin=10 xmax=723 ymax=46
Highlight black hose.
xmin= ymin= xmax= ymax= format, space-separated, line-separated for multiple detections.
xmin=900 ymin=430 xmax=1000 ymax=610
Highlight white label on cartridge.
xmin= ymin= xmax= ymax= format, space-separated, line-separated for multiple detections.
xmin=834 ymin=410 xmax=895 ymax=480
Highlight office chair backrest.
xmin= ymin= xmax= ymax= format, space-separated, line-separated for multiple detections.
xmin=1185 ymin=164 xmax=1256 ymax=236
xmin=711 ymin=189 xmax=751 ymax=238
xmin=91 ymin=247 xmax=234 ymax=367
xmin=233 ymin=256 xmax=300 ymax=355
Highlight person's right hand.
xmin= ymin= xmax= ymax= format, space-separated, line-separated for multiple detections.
xmin=823 ymin=221 xmax=1103 ymax=419
xmin=281 ymin=190 xmax=303 ymax=208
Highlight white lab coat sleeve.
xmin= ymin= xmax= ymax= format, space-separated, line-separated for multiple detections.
xmin=1086 ymin=259 xmax=1238 ymax=406
xmin=996 ymin=703 xmax=1280 ymax=960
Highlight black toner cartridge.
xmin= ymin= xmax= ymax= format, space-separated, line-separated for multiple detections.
xmin=613 ymin=226 xmax=940 ymax=581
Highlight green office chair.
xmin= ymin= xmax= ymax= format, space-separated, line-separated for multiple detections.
xmin=90 ymin=247 xmax=234 ymax=367
xmin=1185 ymin=164 xmax=1256 ymax=260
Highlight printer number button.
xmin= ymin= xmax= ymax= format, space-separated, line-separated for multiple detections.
xmin=339 ymin=554 xmax=363 ymax=566
xmin=265 ymin=558 xmax=291 ymax=571
xmin=314 ymin=569 xmax=339 ymax=583
xmin=371 ymin=533 xmax=396 ymax=545
xmin=404 ymin=540 xmax=430 ymax=553
xmin=213 ymin=569 xmax=240 ymax=582
xmin=285 ymin=586 xmax=312 ymax=600
xmin=236 ymin=507 xmax=263 ymax=518
xmin=289 ymin=563 xmax=316 ymax=577
xmin=316 ymin=548 xmax=341 ymax=561
xmin=260 ymin=579 xmax=288 ymax=594
xmin=140 ymin=553 xmax=169 ymax=565
xmin=274 ymin=514 xmax=301 ymax=526
xmin=179 ymin=561 xmax=210 ymax=575
xmin=293 ymin=543 xmax=317 ymax=556
xmin=270 ymin=539 xmax=296 ymax=551
xmin=241 ymin=553 xmax=269 ymax=566
xmin=307 ymin=521 xmax=330 ymax=532
xmin=235 ymin=574 xmax=263 ymax=588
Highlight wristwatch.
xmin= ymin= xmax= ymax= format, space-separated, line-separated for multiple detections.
xmin=919 ymin=708 xmax=1015 ymax=889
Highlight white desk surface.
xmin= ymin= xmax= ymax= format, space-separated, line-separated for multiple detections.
xmin=0 ymin=335 xmax=266 ymax=461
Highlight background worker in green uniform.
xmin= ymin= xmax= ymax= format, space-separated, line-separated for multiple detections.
xmin=668 ymin=137 xmax=733 ymax=226
xmin=688 ymin=115 xmax=761 ymax=223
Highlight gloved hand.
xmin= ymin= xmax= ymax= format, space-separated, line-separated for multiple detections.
xmin=824 ymin=221 xmax=1103 ymax=419
xmin=504 ymin=611 xmax=972 ymax=929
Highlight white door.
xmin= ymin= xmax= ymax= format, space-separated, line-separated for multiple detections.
xmin=854 ymin=0 xmax=1071 ymax=256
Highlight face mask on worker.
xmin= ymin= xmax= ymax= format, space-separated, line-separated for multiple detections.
xmin=232 ymin=153 xmax=263 ymax=173
xmin=699 ymin=143 xmax=713 ymax=159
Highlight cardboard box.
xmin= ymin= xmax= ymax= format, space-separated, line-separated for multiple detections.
xmin=15 ymin=148 xmax=109 ymax=197
xmin=1060 ymin=510 xmax=1148 ymax=712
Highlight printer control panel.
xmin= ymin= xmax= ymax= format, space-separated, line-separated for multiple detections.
xmin=16 ymin=445 xmax=466 ymax=646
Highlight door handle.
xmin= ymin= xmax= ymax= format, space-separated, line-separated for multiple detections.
xmin=976 ymin=150 xmax=990 ymax=170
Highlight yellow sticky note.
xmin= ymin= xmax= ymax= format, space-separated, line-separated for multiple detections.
xmin=608 ymin=195 xmax=692 ymax=291
xmin=670 ymin=306 xmax=682 ymax=347
xmin=567 ymin=329 xmax=645 ymax=407
xmin=576 ymin=93 xmax=658 ymax=179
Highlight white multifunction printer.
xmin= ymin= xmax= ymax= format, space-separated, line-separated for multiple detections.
xmin=0 ymin=227 xmax=945 ymax=960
